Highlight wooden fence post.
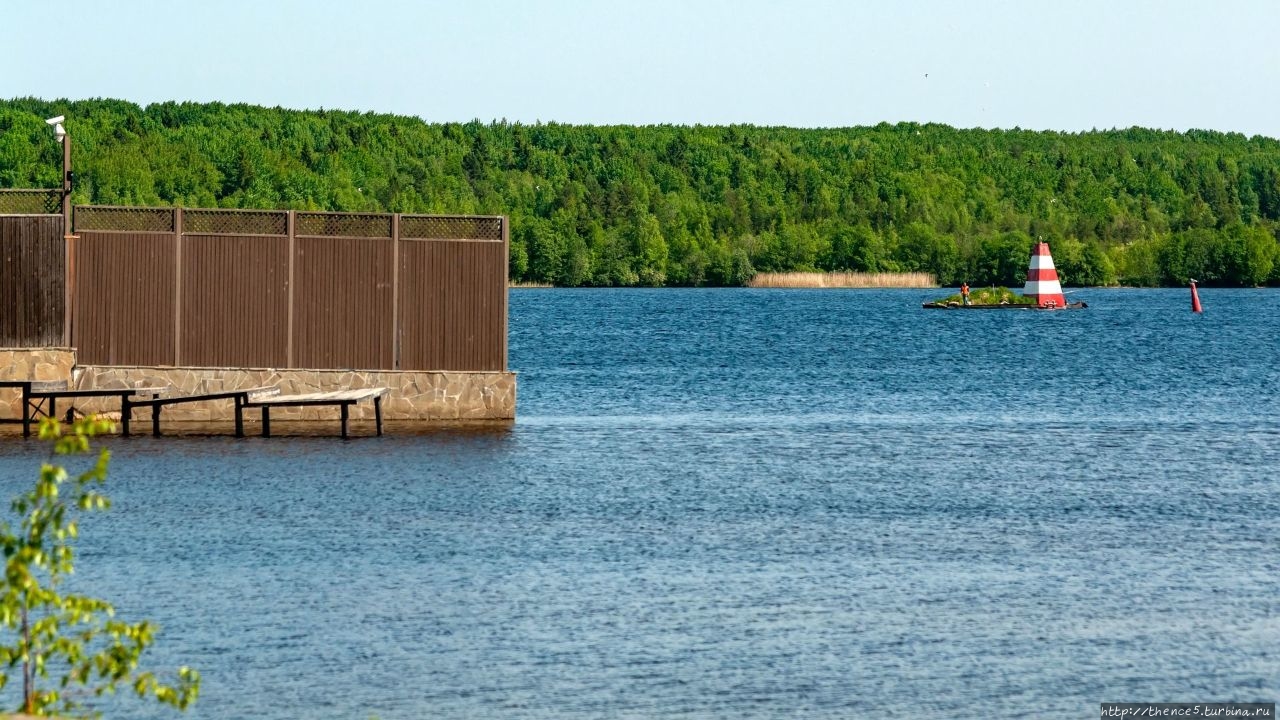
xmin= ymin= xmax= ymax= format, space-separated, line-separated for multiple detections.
xmin=286 ymin=210 xmax=295 ymax=369
xmin=392 ymin=213 xmax=400 ymax=371
xmin=174 ymin=207 xmax=183 ymax=365
xmin=502 ymin=216 xmax=510 ymax=371
xmin=63 ymin=221 xmax=74 ymax=349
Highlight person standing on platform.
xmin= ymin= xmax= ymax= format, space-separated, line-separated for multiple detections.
xmin=961 ymin=282 xmax=971 ymax=306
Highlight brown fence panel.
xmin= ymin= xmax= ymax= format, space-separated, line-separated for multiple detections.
xmin=292 ymin=235 xmax=395 ymax=370
xmin=0 ymin=215 xmax=64 ymax=347
xmin=59 ymin=206 xmax=507 ymax=372
xmin=180 ymin=235 xmax=290 ymax=367
xmin=398 ymin=235 xmax=507 ymax=371
xmin=72 ymin=231 xmax=176 ymax=366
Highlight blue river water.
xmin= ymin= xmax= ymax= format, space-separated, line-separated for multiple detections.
xmin=0 ymin=287 xmax=1278 ymax=719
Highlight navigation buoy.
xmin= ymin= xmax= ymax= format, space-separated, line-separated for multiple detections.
xmin=1023 ymin=242 xmax=1067 ymax=308
xmin=1190 ymin=279 xmax=1202 ymax=313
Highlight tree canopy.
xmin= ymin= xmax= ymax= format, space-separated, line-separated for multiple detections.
xmin=3 ymin=97 xmax=1279 ymax=287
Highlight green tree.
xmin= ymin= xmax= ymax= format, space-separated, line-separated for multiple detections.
xmin=971 ymin=231 xmax=1032 ymax=286
xmin=1052 ymin=237 xmax=1116 ymax=286
xmin=1241 ymin=224 xmax=1278 ymax=285
xmin=0 ymin=417 xmax=199 ymax=717
xmin=821 ymin=223 xmax=889 ymax=272
xmin=5 ymin=100 xmax=1280 ymax=286
xmin=1202 ymin=223 xmax=1280 ymax=286
xmin=522 ymin=216 xmax=564 ymax=284
xmin=1161 ymin=228 xmax=1218 ymax=284
xmin=896 ymin=222 xmax=959 ymax=284
xmin=1111 ymin=236 xmax=1165 ymax=287
xmin=629 ymin=211 xmax=669 ymax=286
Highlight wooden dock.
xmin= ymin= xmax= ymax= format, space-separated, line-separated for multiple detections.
xmin=125 ymin=386 xmax=280 ymax=437
xmin=3 ymin=381 xmax=389 ymax=439
xmin=243 ymin=388 xmax=389 ymax=439
xmin=1 ymin=379 xmax=167 ymax=437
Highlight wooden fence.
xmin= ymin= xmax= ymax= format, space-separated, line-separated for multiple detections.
xmin=1 ymin=201 xmax=508 ymax=372
xmin=0 ymin=214 xmax=65 ymax=347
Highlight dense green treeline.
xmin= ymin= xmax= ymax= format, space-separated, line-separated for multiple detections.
xmin=3 ymin=97 xmax=1280 ymax=287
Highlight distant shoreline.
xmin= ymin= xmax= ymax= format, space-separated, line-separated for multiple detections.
xmin=747 ymin=272 xmax=937 ymax=288
xmin=510 ymin=272 xmax=939 ymax=289
xmin=509 ymin=281 xmax=1273 ymax=290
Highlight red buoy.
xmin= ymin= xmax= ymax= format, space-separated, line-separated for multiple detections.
xmin=1190 ymin=279 xmax=1202 ymax=313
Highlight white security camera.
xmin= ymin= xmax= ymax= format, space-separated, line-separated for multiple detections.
xmin=45 ymin=115 xmax=64 ymax=125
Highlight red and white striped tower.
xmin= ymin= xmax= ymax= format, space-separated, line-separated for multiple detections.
xmin=1023 ymin=242 xmax=1067 ymax=308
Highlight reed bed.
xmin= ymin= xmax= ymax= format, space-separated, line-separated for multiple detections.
xmin=747 ymin=271 xmax=938 ymax=288
xmin=509 ymin=282 xmax=554 ymax=288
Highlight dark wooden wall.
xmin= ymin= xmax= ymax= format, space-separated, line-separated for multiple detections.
xmin=0 ymin=215 xmax=64 ymax=347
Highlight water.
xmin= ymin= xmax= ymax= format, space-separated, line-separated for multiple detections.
xmin=0 ymin=288 xmax=1278 ymax=719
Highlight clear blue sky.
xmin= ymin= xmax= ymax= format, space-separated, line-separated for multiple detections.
xmin=4 ymin=0 xmax=1278 ymax=138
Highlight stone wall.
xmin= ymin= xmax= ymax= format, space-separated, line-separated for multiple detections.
xmin=74 ymin=366 xmax=516 ymax=424
xmin=2 ymin=349 xmax=515 ymax=432
xmin=0 ymin=348 xmax=75 ymax=420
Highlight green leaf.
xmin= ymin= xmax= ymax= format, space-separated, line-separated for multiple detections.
xmin=0 ymin=416 xmax=199 ymax=715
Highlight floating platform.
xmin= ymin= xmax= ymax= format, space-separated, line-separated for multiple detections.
xmin=921 ymin=301 xmax=1088 ymax=310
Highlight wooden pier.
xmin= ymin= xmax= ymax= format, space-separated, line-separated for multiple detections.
xmin=0 ymin=379 xmax=166 ymax=437
xmin=244 ymin=388 xmax=388 ymax=439
xmin=2 ymin=381 xmax=389 ymax=439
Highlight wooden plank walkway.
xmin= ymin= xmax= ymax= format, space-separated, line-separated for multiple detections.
xmin=6 ymin=381 xmax=391 ymax=440
xmin=243 ymin=388 xmax=388 ymax=438
xmin=1 ymin=380 xmax=168 ymax=437
xmin=124 ymin=386 xmax=281 ymax=437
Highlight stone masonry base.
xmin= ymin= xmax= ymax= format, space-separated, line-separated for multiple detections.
xmin=1 ymin=348 xmax=76 ymax=422
xmin=2 ymin=348 xmax=516 ymax=432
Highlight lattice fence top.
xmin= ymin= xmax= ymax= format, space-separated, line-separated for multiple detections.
xmin=75 ymin=206 xmax=175 ymax=233
xmin=0 ymin=189 xmax=61 ymax=215
xmin=296 ymin=213 xmax=392 ymax=238
xmin=401 ymin=215 xmax=503 ymax=241
xmin=65 ymin=206 xmax=505 ymax=241
xmin=185 ymin=209 xmax=288 ymax=236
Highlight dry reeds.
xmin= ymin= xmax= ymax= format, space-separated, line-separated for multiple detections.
xmin=509 ymin=282 xmax=554 ymax=288
xmin=747 ymin=271 xmax=938 ymax=288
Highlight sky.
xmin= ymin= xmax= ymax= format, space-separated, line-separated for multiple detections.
xmin=4 ymin=0 xmax=1279 ymax=138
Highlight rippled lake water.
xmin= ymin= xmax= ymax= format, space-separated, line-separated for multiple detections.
xmin=0 ymin=287 xmax=1277 ymax=718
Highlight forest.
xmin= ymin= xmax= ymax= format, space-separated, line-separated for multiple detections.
xmin=2 ymin=97 xmax=1279 ymax=287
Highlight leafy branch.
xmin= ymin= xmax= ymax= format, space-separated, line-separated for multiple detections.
xmin=0 ymin=416 xmax=198 ymax=717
